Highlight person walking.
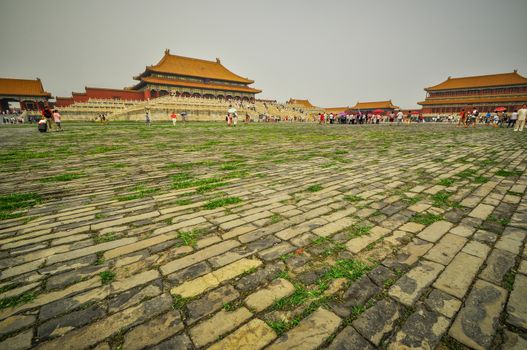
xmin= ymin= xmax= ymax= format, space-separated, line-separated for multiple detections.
xmin=514 ymin=104 xmax=527 ymax=131
xmin=38 ymin=116 xmax=48 ymax=132
xmin=52 ymin=109 xmax=62 ymax=131
xmin=396 ymin=110 xmax=403 ymax=125
xmin=457 ymin=109 xmax=466 ymax=127
xmin=508 ymin=110 xmax=518 ymax=128
xmin=145 ymin=109 xmax=151 ymax=126
xmin=42 ymin=107 xmax=53 ymax=131
xmin=170 ymin=111 xmax=177 ymax=126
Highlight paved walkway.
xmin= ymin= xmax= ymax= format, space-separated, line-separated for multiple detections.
xmin=0 ymin=122 xmax=526 ymax=349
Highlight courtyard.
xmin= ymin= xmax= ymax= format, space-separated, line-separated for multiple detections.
xmin=0 ymin=122 xmax=526 ymax=349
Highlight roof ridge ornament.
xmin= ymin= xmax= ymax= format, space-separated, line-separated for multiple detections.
xmin=216 ymin=58 xmax=221 ymax=64
xmin=165 ymin=49 xmax=170 ymax=55
xmin=514 ymin=69 xmax=518 ymax=73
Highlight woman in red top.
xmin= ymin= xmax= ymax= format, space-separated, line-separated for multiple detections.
xmin=457 ymin=109 xmax=466 ymax=127
xmin=319 ymin=113 xmax=325 ymax=125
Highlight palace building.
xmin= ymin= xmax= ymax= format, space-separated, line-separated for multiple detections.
xmin=0 ymin=78 xmax=52 ymax=111
xmin=349 ymin=100 xmax=400 ymax=113
xmin=131 ymin=49 xmax=261 ymax=100
xmin=287 ymin=98 xmax=317 ymax=108
xmin=418 ymin=71 xmax=527 ymax=114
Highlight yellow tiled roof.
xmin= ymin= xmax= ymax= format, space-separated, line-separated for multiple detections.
xmin=0 ymin=78 xmax=51 ymax=97
xmin=350 ymin=100 xmax=399 ymax=109
xmin=426 ymin=71 xmax=527 ymax=91
xmin=287 ymin=99 xmax=316 ymax=108
xmin=139 ymin=50 xmax=254 ymax=84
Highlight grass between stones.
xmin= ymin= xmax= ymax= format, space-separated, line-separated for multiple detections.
xmin=347 ymin=224 xmax=373 ymax=238
xmin=306 ymin=184 xmax=323 ymax=192
xmin=437 ymin=178 xmax=454 ymax=186
xmin=99 ymin=271 xmax=116 ymax=284
xmin=116 ymin=184 xmax=159 ymax=201
xmin=431 ymin=191 xmax=459 ymax=208
xmin=172 ymin=175 xmax=223 ymax=190
xmin=203 ymin=197 xmax=242 ymax=209
xmin=410 ymin=212 xmax=443 ymax=225
xmin=177 ymin=228 xmax=205 ymax=247
xmin=496 ymin=169 xmax=523 ymax=177
xmin=269 ymin=258 xmax=373 ymax=335
xmin=174 ymin=198 xmax=192 ymax=206
xmin=94 ymin=232 xmax=120 ymax=244
xmin=0 ymin=291 xmax=36 ymax=309
xmin=40 ymin=172 xmax=85 ymax=182
xmin=0 ymin=192 xmax=42 ymax=220
xmin=270 ymin=213 xmax=284 ymax=224
xmin=343 ymin=195 xmax=363 ymax=203
xmin=196 ymin=182 xmax=227 ymax=194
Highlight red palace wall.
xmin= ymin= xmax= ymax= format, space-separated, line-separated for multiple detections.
xmin=55 ymin=97 xmax=75 ymax=107
xmin=84 ymin=87 xmax=145 ymax=101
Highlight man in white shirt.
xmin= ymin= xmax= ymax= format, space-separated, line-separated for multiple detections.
xmin=396 ymin=111 xmax=403 ymax=125
xmin=515 ymin=104 xmax=527 ymax=131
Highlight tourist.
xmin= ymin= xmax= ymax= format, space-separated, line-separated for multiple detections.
xmin=458 ymin=109 xmax=466 ymax=127
xmin=493 ymin=113 xmax=500 ymax=128
xmin=145 ymin=109 xmax=151 ymax=126
xmin=38 ymin=116 xmax=47 ymax=132
xmin=396 ymin=110 xmax=403 ymax=125
xmin=233 ymin=112 xmax=238 ymax=127
xmin=514 ymin=104 xmax=527 ymax=131
xmin=508 ymin=110 xmax=518 ymax=128
xmin=42 ymin=107 xmax=53 ymax=130
xmin=389 ymin=112 xmax=394 ymax=125
xmin=472 ymin=108 xmax=479 ymax=127
xmin=52 ymin=109 xmax=62 ymax=131
xmin=484 ymin=112 xmax=491 ymax=126
xmin=319 ymin=112 xmax=325 ymax=125
xmin=227 ymin=113 xmax=232 ymax=127
xmin=170 ymin=111 xmax=177 ymax=126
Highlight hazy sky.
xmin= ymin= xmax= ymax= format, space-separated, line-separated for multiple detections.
xmin=1 ymin=0 xmax=526 ymax=108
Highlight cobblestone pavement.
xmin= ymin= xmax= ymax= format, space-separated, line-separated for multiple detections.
xmin=0 ymin=122 xmax=526 ymax=350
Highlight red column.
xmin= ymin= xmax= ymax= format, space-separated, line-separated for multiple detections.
xmin=144 ymin=90 xmax=151 ymax=100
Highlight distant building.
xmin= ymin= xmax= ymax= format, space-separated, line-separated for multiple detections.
xmin=131 ymin=49 xmax=261 ymax=101
xmin=349 ymin=100 xmax=399 ymax=113
xmin=418 ymin=71 xmax=527 ymax=114
xmin=324 ymin=107 xmax=349 ymax=114
xmin=287 ymin=98 xmax=317 ymax=108
xmin=0 ymin=77 xmax=51 ymax=111
xmin=56 ymin=87 xmax=144 ymax=107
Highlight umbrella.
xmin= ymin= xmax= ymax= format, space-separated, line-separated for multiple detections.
xmin=411 ymin=111 xmax=420 ymax=115
xmin=181 ymin=112 xmax=187 ymax=116
xmin=228 ymin=107 xmax=237 ymax=114
xmin=494 ymin=107 xmax=506 ymax=112
xmin=372 ymin=109 xmax=384 ymax=114
xmin=338 ymin=112 xmax=347 ymax=116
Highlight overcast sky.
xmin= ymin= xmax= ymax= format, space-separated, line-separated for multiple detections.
xmin=1 ymin=0 xmax=526 ymax=108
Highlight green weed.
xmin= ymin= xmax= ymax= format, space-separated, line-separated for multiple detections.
xmin=410 ymin=213 xmax=443 ymax=225
xmin=307 ymin=184 xmax=323 ymax=192
xmin=99 ymin=271 xmax=116 ymax=284
xmin=203 ymin=197 xmax=242 ymax=209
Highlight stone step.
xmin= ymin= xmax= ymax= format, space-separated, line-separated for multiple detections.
xmin=267 ymin=307 xmax=342 ymax=350
xmin=449 ymin=279 xmax=507 ymax=350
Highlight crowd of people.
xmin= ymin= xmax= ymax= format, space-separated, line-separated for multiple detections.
xmin=455 ymin=105 xmax=527 ymax=131
xmin=37 ymin=107 xmax=62 ymax=132
xmin=315 ymin=110 xmax=423 ymax=125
